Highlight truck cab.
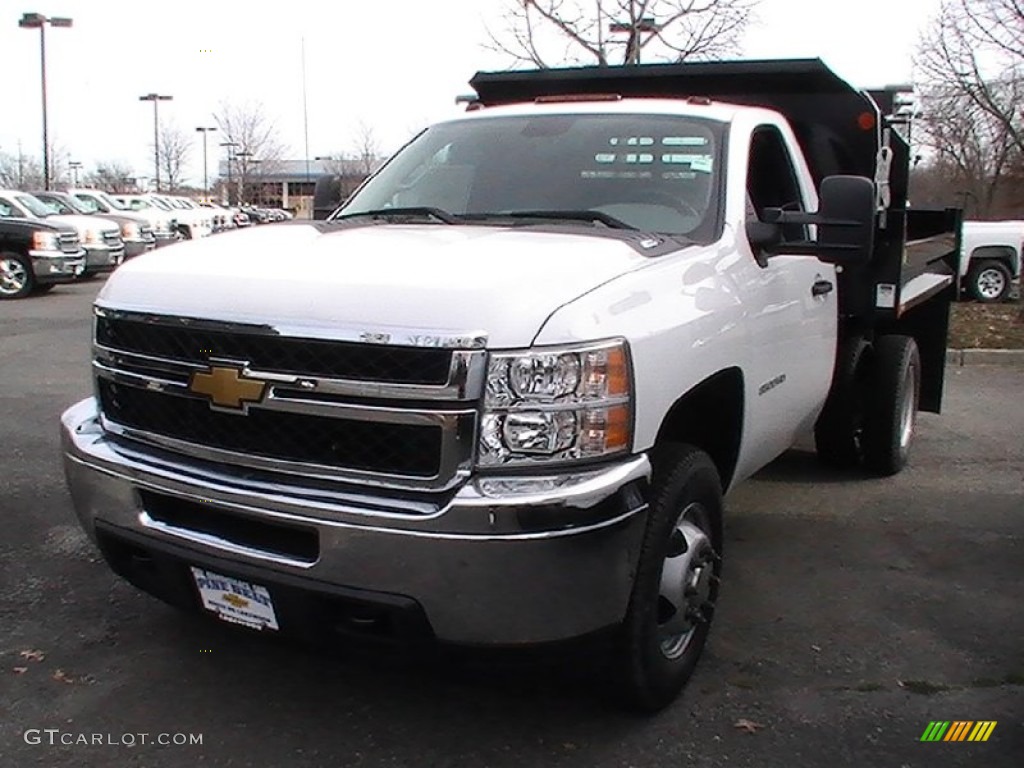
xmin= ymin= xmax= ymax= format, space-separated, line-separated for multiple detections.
xmin=60 ymin=59 xmax=960 ymax=712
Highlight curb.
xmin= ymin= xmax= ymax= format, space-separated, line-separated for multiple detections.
xmin=947 ymin=349 xmax=1024 ymax=367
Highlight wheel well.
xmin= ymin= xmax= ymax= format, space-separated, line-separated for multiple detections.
xmin=968 ymin=246 xmax=1017 ymax=273
xmin=654 ymin=368 xmax=744 ymax=490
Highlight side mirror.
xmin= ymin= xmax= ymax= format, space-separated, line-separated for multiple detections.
xmin=757 ymin=175 xmax=876 ymax=266
xmin=745 ymin=220 xmax=781 ymax=250
xmin=816 ymin=175 xmax=875 ymax=266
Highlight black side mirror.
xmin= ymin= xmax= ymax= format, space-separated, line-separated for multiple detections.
xmin=816 ymin=175 xmax=875 ymax=266
xmin=745 ymin=220 xmax=781 ymax=251
xmin=756 ymin=176 xmax=875 ymax=266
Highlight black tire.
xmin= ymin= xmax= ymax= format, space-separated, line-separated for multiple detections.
xmin=815 ymin=337 xmax=872 ymax=468
xmin=862 ymin=335 xmax=920 ymax=476
xmin=967 ymin=259 xmax=1012 ymax=303
xmin=610 ymin=443 xmax=723 ymax=713
xmin=0 ymin=251 xmax=35 ymax=300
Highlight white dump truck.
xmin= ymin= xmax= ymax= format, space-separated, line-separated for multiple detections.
xmin=61 ymin=59 xmax=960 ymax=711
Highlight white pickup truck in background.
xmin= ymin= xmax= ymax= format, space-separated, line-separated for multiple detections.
xmin=958 ymin=220 xmax=1023 ymax=302
xmin=61 ymin=59 xmax=961 ymax=712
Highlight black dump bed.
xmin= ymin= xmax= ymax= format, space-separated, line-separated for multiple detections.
xmin=471 ymin=59 xmax=961 ymax=411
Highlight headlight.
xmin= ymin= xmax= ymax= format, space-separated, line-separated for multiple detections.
xmin=84 ymin=229 xmax=102 ymax=244
xmin=479 ymin=340 xmax=632 ymax=467
xmin=121 ymin=222 xmax=140 ymax=239
xmin=31 ymin=231 xmax=60 ymax=251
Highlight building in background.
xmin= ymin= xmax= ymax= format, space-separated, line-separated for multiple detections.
xmin=216 ymin=158 xmax=376 ymax=217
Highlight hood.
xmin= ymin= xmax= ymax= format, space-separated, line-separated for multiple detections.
xmin=98 ymin=222 xmax=657 ymax=348
xmin=46 ymin=214 xmax=119 ymax=235
xmin=0 ymin=216 xmax=72 ymax=235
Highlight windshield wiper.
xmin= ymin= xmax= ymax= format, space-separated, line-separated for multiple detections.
xmin=334 ymin=207 xmax=459 ymax=224
xmin=461 ymin=210 xmax=637 ymax=230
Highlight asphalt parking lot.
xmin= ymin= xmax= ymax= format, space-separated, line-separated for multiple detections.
xmin=1 ymin=279 xmax=1021 ymax=768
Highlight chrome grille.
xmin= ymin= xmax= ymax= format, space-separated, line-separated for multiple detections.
xmin=92 ymin=309 xmax=486 ymax=491
xmin=58 ymin=232 xmax=80 ymax=253
xmin=102 ymin=231 xmax=123 ymax=247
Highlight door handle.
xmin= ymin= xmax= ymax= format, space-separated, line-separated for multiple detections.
xmin=812 ymin=279 xmax=834 ymax=297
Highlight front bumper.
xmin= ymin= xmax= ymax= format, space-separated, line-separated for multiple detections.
xmin=124 ymin=238 xmax=156 ymax=259
xmin=152 ymin=231 xmax=179 ymax=247
xmin=29 ymin=249 xmax=86 ymax=283
xmin=61 ymin=397 xmax=650 ymax=646
xmin=82 ymin=245 xmax=125 ymax=274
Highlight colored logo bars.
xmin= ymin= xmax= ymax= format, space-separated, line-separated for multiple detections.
xmin=920 ymin=721 xmax=997 ymax=742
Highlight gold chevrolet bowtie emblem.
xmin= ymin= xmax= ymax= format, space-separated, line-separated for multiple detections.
xmin=222 ymin=593 xmax=249 ymax=609
xmin=188 ymin=365 xmax=266 ymax=411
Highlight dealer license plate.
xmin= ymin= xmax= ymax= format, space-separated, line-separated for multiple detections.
xmin=190 ymin=567 xmax=279 ymax=631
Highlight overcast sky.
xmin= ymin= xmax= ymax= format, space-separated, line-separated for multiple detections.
xmin=1 ymin=0 xmax=943 ymax=187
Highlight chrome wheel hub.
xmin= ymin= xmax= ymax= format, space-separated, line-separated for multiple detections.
xmin=977 ymin=269 xmax=1006 ymax=299
xmin=657 ymin=502 xmax=716 ymax=660
xmin=0 ymin=258 xmax=28 ymax=295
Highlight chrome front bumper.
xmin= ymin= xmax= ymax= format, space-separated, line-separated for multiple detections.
xmin=61 ymin=398 xmax=650 ymax=645
xmin=29 ymin=249 xmax=86 ymax=282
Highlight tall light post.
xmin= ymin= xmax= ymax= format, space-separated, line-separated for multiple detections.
xmin=139 ymin=93 xmax=172 ymax=191
xmin=195 ymin=126 xmax=217 ymax=200
xmin=18 ymin=12 xmax=73 ymax=191
xmin=234 ymin=149 xmax=252 ymax=205
xmin=219 ymin=141 xmax=238 ymax=204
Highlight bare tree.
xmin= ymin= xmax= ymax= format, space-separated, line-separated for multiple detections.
xmin=214 ymin=101 xmax=289 ymax=204
xmin=0 ymin=151 xmax=40 ymax=189
xmin=487 ymin=0 xmax=757 ymax=67
xmin=85 ymin=161 xmax=138 ymax=193
xmin=158 ymin=123 xmax=192 ymax=192
xmin=349 ymin=121 xmax=380 ymax=176
xmin=915 ymin=83 xmax=1020 ymax=216
xmin=916 ymin=0 xmax=1024 ymax=158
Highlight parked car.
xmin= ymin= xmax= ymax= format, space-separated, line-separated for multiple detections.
xmin=67 ymin=188 xmax=176 ymax=249
xmin=151 ymin=195 xmax=213 ymax=240
xmin=33 ymin=191 xmax=156 ymax=260
xmin=958 ymin=220 xmax=1023 ymax=302
xmin=0 ymin=217 xmax=85 ymax=299
xmin=0 ymin=190 xmax=124 ymax=277
xmin=113 ymin=195 xmax=181 ymax=247
xmin=198 ymin=201 xmax=235 ymax=233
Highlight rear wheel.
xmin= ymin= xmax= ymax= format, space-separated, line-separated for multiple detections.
xmin=0 ymin=252 xmax=34 ymax=299
xmin=862 ymin=335 xmax=920 ymax=476
xmin=610 ymin=444 xmax=722 ymax=712
xmin=967 ymin=260 xmax=1012 ymax=302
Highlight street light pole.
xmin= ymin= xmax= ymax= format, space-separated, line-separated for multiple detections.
xmin=219 ymin=141 xmax=238 ymax=205
xmin=195 ymin=126 xmax=217 ymax=200
xmin=19 ymin=12 xmax=73 ymax=191
xmin=139 ymin=93 xmax=172 ymax=192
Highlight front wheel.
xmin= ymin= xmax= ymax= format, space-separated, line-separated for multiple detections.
xmin=968 ymin=260 xmax=1012 ymax=302
xmin=610 ymin=444 xmax=723 ymax=712
xmin=862 ymin=335 xmax=920 ymax=476
xmin=0 ymin=252 xmax=34 ymax=299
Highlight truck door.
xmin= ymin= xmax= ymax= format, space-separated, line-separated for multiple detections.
xmin=739 ymin=125 xmax=838 ymax=468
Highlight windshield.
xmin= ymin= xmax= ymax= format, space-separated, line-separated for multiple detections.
xmin=149 ymin=197 xmax=173 ymax=211
xmin=16 ymin=194 xmax=55 ymax=218
xmin=101 ymin=193 xmax=128 ymax=211
xmin=339 ymin=113 xmax=723 ymax=239
xmin=42 ymin=195 xmax=88 ymax=215
xmin=73 ymin=193 xmax=102 ymax=213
